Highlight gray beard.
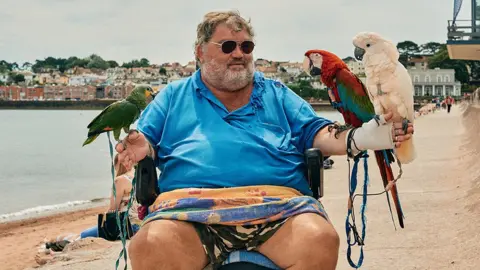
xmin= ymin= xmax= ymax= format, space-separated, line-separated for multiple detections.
xmin=201 ymin=60 xmax=255 ymax=92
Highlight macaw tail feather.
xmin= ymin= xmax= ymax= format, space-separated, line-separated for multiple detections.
xmin=82 ymin=134 xmax=99 ymax=147
xmin=374 ymin=150 xmax=405 ymax=229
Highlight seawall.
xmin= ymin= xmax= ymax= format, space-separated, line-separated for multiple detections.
xmin=0 ymin=100 xmax=117 ymax=110
xmin=0 ymin=100 xmax=424 ymax=111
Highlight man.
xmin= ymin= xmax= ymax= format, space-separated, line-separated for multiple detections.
xmin=116 ymin=10 xmax=413 ymax=270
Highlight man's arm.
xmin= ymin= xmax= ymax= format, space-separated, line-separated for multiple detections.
xmin=312 ymin=124 xmax=349 ymax=156
xmin=312 ymin=112 xmax=414 ymax=157
xmin=280 ymin=84 xmax=413 ymax=156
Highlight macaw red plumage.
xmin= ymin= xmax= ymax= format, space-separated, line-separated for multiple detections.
xmin=303 ymin=49 xmax=404 ymax=229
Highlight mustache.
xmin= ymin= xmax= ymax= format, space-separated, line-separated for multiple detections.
xmin=228 ymin=58 xmax=251 ymax=66
xmin=228 ymin=61 xmax=246 ymax=66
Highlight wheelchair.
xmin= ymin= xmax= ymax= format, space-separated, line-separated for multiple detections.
xmin=135 ymin=148 xmax=325 ymax=270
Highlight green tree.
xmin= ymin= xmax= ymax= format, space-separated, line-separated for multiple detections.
xmin=122 ymin=58 xmax=151 ymax=68
xmin=427 ymin=44 xmax=469 ymax=84
xmin=159 ymin=67 xmax=167 ymax=75
xmin=11 ymin=73 xmax=25 ymax=84
xmin=139 ymin=58 xmax=150 ymax=67
xmin=86 ymin=54 xmax=109 ymax=70
xmin=0 ymin=60 xmax=16 ymax=72
xmin=465 ymin=60 xmax=480 ymax=81
xmin=397 ymin=41 xmax=420 ymax=67
xmin=420 ymin=42 xmax=442 ymax=55
xmin=107 ymin=60 xmax=119 ymax=68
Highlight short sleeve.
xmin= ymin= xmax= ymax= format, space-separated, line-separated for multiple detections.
xmin=283 ymin=88 xmax=333 ymax=153
xmin=137 ymin=85 xmax=171 ymax=147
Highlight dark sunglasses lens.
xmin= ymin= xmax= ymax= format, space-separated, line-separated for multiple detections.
xmin=240 ymin=41 xmax=255 ymax=54
xmin=221 ymin=41 xmax=237 ymax=54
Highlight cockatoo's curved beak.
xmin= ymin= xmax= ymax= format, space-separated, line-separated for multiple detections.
xmin=354 ymin=46 xmax=365 ymax=61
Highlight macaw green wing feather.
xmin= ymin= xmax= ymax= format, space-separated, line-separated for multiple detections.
xmin=335 ymin=69 xmax=375 ymax=123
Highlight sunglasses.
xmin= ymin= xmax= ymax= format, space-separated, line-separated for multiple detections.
xmin=210 ymin=40 xmax=255 ymax=54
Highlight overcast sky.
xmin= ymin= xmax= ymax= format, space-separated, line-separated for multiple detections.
xmin=0 ymin=0 xmax=470 ymax=65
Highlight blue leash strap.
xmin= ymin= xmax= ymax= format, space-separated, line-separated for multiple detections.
xmin=106 ymin=132 xmax=129 ymax=270
xmin=345 ymin=152 xmax=369 ymax=269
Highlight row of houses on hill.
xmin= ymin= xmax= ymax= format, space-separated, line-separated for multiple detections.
xmin=0 ymin=56 xmax=462 ymax=101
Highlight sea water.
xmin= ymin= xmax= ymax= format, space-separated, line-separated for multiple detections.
xmin=0 ymin=109 xmax=342 ymax=222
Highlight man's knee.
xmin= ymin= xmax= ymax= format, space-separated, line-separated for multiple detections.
xmin=311 ymin=222 xmax=340 ymax=250
xmin=301 ymin=215 xmax=340 ymax=251
xmin=128 ymin=220 xmax=208 ymax=269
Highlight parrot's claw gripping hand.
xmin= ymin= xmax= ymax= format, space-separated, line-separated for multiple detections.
xmin=373 ymin=114 xmax=383 ymax=126
xmin=328 ymin=123 xmax=353 ymax=139
xmin=402 ymin=119 xmax=410 ymax=134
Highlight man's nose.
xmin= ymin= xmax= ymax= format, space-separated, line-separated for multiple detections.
xmin=231 ymin=43 xmax=244 ymax=57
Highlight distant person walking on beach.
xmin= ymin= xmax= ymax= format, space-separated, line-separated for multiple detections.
xmin=42 ymin=154 xmax=142 ymax=252
xmin=445 ymin=96 xmax=455 ymax=113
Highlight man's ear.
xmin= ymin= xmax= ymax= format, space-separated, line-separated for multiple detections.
xmin=195 ymin=44 xmax=204 ymax=64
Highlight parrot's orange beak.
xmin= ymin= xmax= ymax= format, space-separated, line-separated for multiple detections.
xmin=145 ymin=88 xmax=157 ymax=99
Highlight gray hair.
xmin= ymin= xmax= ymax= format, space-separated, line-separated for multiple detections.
xmin=194 ymin=10 xmax=255 ymax=61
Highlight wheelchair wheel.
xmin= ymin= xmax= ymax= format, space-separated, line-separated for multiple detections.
xmin=218 ymin=262 xmax=276 ymax=270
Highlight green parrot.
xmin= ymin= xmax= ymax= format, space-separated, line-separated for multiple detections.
xmin=82 ymin=84 xmax=156 ymax=146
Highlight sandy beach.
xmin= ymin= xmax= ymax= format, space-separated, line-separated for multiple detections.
xmin=1 ymin=103 xmax=479 ymax=270
xmin=0 ymin=206 xmax=108 ymax=270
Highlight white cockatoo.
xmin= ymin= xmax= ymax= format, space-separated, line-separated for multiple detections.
xmin=352 ymin=32 xmax=416 ymax=164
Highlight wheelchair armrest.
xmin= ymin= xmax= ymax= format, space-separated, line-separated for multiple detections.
xmin=135 ymin=156 xmax=160 ymax=206
xmin=304 ymin=148 xmax=324 ymax=200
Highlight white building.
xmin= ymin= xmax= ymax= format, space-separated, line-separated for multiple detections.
xmin=69 ymin=74 xmax=106 ymax=86
xmin=408 ymin=67 xmax=462 ymax=97
xmin=344 ymin=59 xmax=365 ymax=75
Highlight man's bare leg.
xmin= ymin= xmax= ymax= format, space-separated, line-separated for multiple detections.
xmin=257 ymin=213 xmax=340 ymax=270
xmin=129 ymin=220 xmax=208 ymax=270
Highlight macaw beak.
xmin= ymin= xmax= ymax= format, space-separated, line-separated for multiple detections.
xmin=302 ymin=56 xmax=311 ymax=74
xmin=303 ymin=55 xmax=321 ymax=76
xmin=354 ymin=46 xmax=365 ymax=61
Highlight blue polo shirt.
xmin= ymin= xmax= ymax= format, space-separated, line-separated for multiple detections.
xmin=137 ymin=70 xmax=332 ymax=196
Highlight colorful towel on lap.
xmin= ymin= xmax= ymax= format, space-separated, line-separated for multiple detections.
xmin=142 ymin=185 xmax=329 ymax=226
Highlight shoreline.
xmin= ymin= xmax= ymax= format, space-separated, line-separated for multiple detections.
xmin=0 ymin=205 xmax=107 ymax=234
xmin=0 ymin=198 xmax=109 ymax=225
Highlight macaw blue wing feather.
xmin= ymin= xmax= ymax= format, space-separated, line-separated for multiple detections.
xmin=335 ymin=69 xmax=375 ymax=125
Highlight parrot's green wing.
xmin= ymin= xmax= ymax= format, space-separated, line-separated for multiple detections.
xmin=82 ymin=100 xmax=141 ymax=146
xmin=335 ymin=68 xmax=375 ymax=124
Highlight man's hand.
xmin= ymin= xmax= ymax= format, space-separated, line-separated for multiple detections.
xmin=115 ymin=130 xmax=151 ymax=170
xmin=349 ymin=111 xmax=414 ymax=155
xmin=385 ymin=111 xmax=414 ymax=148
